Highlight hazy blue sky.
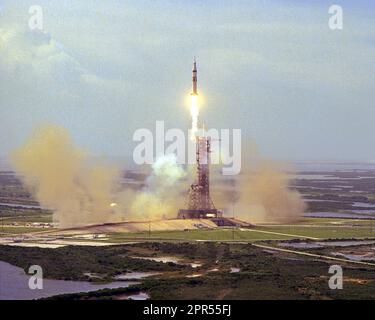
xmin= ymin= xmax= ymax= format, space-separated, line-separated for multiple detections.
xmin=1 ymin=0 xmax=374 ymax=161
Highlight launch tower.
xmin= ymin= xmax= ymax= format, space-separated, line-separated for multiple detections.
xmin=178 ymin=59 xmax=222 ymax=219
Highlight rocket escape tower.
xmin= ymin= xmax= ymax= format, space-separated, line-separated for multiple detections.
xmin=178 ymin=59 xmax=222 ymax=220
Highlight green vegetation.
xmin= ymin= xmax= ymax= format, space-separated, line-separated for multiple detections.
xmin=106 ymin=229 xmax=294 ymax=242
xmin=0 ymin=244 xmax=188 ymax=281
xmin=1 ymin=214 xmax=53 ymax=223
xmin=0 ymin=207 xmax=51 ymax=218
xmin=43 ymin=286 xmax=142 ymax=300
xmin=0 ymin=226 xmax=48 ymax=234
xmin=34 ymin=242 xmax=375 ymax=300
xmin=301 ymin=218 xmax=375 ymax=226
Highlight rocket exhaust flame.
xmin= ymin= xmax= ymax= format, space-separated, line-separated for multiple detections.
xmin=190 ymin=94 xmax=199 ymax=140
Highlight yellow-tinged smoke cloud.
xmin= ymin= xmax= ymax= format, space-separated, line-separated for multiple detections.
xmin=12 ymin=126 xmax=188 ymax=227
xmin=12 ymin=125 xmax=122 ymax=228
xmin=12 ymin=126 xmax=304 ymax=227
xmin=237 ymin=164 xmax=306 ymax=223
xmin=212 ymin=159 xmax=306 ymax=224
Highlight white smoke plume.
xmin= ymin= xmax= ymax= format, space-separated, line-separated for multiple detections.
xmin=115 ymin=154 xmax=187 ymax=221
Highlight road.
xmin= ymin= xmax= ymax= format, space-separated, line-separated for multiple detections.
xmin=252 ymin=243 xmax=375 ymax=267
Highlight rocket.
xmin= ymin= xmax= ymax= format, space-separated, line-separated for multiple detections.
xmin=192 ymin=57 xmax=198 ymax=95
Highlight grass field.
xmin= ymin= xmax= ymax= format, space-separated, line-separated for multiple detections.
xmin=2 ymin=214 xmax=53 ymax=223
xmin=0 ymin=226 xmax=49 ymax=234
xmin=1 ymin=215 xmax=374 ymax=242
xmin=105 ymin=223 xmax=375 ymax=243
xmin=107 ymin=229 xmax=293 ymax=242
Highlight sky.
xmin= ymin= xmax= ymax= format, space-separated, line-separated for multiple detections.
xmin=0 ymin=0 xmax=375 ymax=162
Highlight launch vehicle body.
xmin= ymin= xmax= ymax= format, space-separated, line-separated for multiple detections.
xmin=177 ymin=58 xmax=222 ymax=220
xmin=192 ymin=58 xmax=198 ymax=95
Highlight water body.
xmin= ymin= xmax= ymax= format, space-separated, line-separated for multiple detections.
xmin=114 ymin=272 xmax=160 ymax=280
xmin=0 ymin=202 xmax=42 ymax=209
xmin=279 ymin=240 xmax=375 ymax=249
xmin=332 ymin=252 xmax=375 ymax=262
xmin=186 ymin=273 xmax=202 ymax=278
xmin=0 ymin=261 xmax=137 ymax=300
xmin=304 ymin=199 xmax=339 ymax=202
xmin=132 ymin=256 xmax=180 ymax=263
xmin=352 ymin=202 xmax=375 ymax=208
xmin=348 ymin=210 xmax=375 ymax=215
xmin=293 ymin=162 xmax=375 ymax=172
xmin=132 ymin=256 xmax=202 ymax=268
xmin=293 ymin=174 xmax=338 ymax=180
xmin=304 ymin=212 xmax=375 ymax=220
xmin=118 ymin=292 xmax=149 ymax=300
